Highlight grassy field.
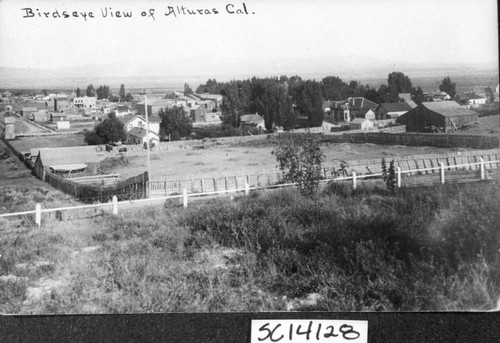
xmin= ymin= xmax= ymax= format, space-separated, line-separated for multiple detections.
xmin=0 ymin=180 xmax=498 ymax=314
xmin=454 ymin=115 xmax=499 ymax=136
xmin=6 ymin=134 xmax=87 ymax=153
xmin=106 ymin=143 xmax=466 ymax=179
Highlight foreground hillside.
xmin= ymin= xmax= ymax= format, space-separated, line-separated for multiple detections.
xmin=0 ymin=181 xmax=499 ymax=313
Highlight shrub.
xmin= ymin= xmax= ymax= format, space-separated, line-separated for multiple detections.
xmin=272 ymin=134 xmax=325 ymax=198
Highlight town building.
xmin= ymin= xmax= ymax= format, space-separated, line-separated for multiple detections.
xmin=193 ymin=93 xmax=223 ymax=108
xmin=117 ymin=115 xmax=160 ymax=135
xmin=349 ymin=118 xmax=374 ymax=130
xmin=190 ymin=105 xmax=207 ymax=123
xmin=73 ymin=96 xmax=97 ymax=109
xmin=240 ymin=114 xmax=266 ymax=131
xmin=342 ymin=97 xmax=379 ymax=122
xmin=467 ymin=97 xmax=487 ymax=108
xmin=54 ymin=98 xmax=71 ymax=112
xmin=32 ymin=110 xmax=49 ymax=122
xmin=376 ymin=102 xmax=413 ymax=120
xmin=323 ymin=100 xmax=347 ymax=122
xmin=114 ymin=104 xmax=132 ymax=117
xmin=51 ymin=113 xmax=68 ymax=122
xmin=126 ymin=128 xmax=160 ymax=146
xmin=4 ymin=116 xmax=15 ymax=140
xmin=397 ymin=101 xmax=479 ymax=132
xmin=21 ymin=107 xmax=37 ymax=118
xmin=33 ymin=145 xmax=106 ymax=179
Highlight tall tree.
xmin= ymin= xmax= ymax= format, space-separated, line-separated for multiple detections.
xmin=485 ymin=87 xmax=495 ymax=103
xmin=184 ymin=83 xmax=193 ymax=95
xmin=96 ymin=85 xmax=110 ymax=100
xmin=296 ymin=80 xmax=324 ymax=127
xmin=76 ymin=87 xmax=82 ymax=97
xmin=119 ymin=84 xmax=126 ymax=102
xmin=362 ymin=87 xmax=380 ymax=104
xmin=220 ymin=81 xmax=244 ymax=128
xmin=159 ymin=106 xmax=192 ymax=141
xmin=439 ymin=77 xmax=456 ymax=98
xmin=410 ymin=86 xmax=425 ymax=105
xmin=86 ymin=84 xmax=96 ymax=97
xmin=84 ymin=116 xmax=126 ymax=145
xmin=387 ymin=72 xmax=413 ymax=94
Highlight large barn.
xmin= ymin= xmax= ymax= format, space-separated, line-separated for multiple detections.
xmin=396 ymin=101 xmax=479 ymax=132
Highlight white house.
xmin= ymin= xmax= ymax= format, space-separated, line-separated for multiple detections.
xmin=114 ymin=105 xmax=132 ymax=117
xmin=321 ymin=120 xmax=338 ymax=132
xmin=349 ymin=118 xmax=374 ymax=130
xmin=117 ymin=115 xmax=160 ymax=135
xmin=240 ymin=114 xmax=266 ymax=131
xmin=364 ymin=109 xmax=376 ymax=121
xmin=468 ymin=97 xmax=487 ymax=108
xmin=126 ymin=128 xmax=160 ymax=146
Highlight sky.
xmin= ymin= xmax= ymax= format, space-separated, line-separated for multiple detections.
xmin=0 ymin=0 xmax=498 ymax=72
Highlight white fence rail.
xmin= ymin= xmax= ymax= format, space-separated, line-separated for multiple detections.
xmin=0 ymin=159 xmax=498 ymax=227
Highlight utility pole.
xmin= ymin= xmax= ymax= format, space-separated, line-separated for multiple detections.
xmin=145 ymin=95 xmax=151 ymax=197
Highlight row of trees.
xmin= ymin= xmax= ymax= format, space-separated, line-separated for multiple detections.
xmin=75 ymin=84 xmax=133 ymax=102
xmin=84 ymin=73 xmax=463 ymax=146
xmin=194 ymin=73 xmax=462 ymax=131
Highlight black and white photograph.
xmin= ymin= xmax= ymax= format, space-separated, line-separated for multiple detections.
xmin=0 ymin=0 xmax=499 ymax=340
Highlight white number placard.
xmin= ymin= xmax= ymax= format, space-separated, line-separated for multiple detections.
xmin=251 ymin=319 xmax=368 ymax=343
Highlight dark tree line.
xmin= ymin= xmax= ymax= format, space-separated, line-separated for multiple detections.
xmin=195 ymin=72 xmax=459 ymax=130
xmin=75 ymin=84 xmax=133 ymax=102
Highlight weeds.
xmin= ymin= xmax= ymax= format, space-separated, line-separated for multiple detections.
xmin=0 ymin=181 xmax=498 ymax=313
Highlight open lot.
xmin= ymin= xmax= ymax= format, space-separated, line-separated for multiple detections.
xmin=7 ymin=134 xmax=87 ymax=154
xmin=454 ymin=115 xmax=499 ymax=136
xmin=109 ymin=142 xmax=472 ymax=179
xmin=0 ymin=140 xmax=78 ymax=213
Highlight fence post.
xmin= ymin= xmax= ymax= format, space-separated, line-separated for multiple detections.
xmin=396 ymin=166 xmax=402 ymax=188
xmin=440 ymin=162 xmax=445 ymax=184
xmin=35 ymin=203 xmax=41 ymax=227
xmin=480 ymin=157 xmax=485 ymax=180
xmin=352 ymin=171 xmax=357 ymax=190
xmin=112 ymin=195 xmax=118 ymax=215
xmin=245 ymin=182 xmax=250 ymax=196
xmin=183 ymin=188 xmax=188 ymax=208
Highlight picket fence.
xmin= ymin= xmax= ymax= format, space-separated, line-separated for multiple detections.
xmin=1 ymin=157 xmax=498 ymax=228
xmin=148 ymin=149 xmax=500 ymax=197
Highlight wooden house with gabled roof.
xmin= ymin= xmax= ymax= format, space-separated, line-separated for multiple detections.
xmin=376 ymin=102 xmax=413 ymax=120
xmin=343 ymin=97 xmax=379 ymax=122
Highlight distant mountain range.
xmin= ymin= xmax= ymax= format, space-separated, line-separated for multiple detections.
xmin=0 ymin=55 xmax=497 ymax=89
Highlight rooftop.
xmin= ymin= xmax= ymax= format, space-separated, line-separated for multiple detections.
xmin=127 ymin=127 xmax=159 ymax=139
xmin=240 ymin=114 xmax=264 ymax=125
xmin=420 ymin=101 xmax=478 ymax=117
xmin=345 ymin=97 xmax=379 ymax=110
xmin=379 ymin=102 xmax=413 ymax=113
xmin=36 ymin=145 xmax=106 ymax=167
